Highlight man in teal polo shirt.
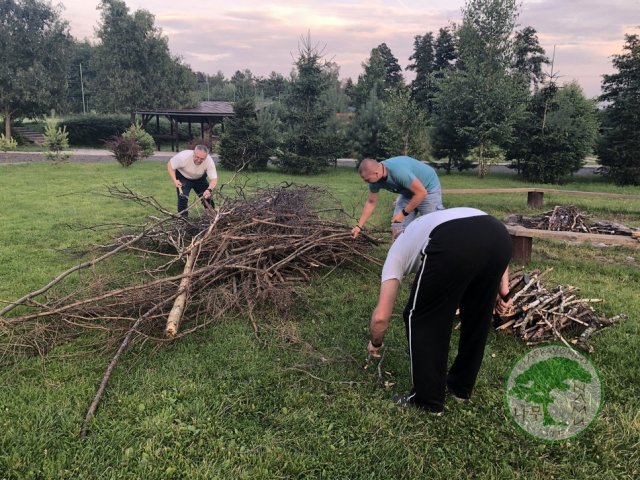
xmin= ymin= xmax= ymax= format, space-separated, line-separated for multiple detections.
xmin=351 ymin=156 xmax=444 ymax=240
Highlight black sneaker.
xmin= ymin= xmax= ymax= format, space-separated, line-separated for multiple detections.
xmin=392 ymin=393 xmax=412 ymax=407
xmin=392 ymin=394 xmax=444 ymax=416
xmin=447 ymin=387 xmax=471 ymax=403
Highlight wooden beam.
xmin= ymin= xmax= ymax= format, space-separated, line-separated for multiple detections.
xmin=505 ymin=224 xmax=638 ymax=264
xmin=505 ymin=225 xmax=639 ymax=247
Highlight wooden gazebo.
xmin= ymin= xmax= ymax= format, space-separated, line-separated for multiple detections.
xmin=136 ymin=101 xmax=235 ymax=151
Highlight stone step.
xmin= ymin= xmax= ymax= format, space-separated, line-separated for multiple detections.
xmin=13 ymin=126 xmax=46 ymax=145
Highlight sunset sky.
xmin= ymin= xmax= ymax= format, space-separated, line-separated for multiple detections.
xmin=57 ymin=0 xmax=639 ymax=98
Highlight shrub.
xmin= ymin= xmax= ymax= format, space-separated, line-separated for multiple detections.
xmin=43 ymin=120 xmax=71 ymax=163
xmin=105 ymin=136 xmax=142 ymax=167
xmin=58 ymin=115 xmax=131 ymax=146
xmin=122 ymin=123 xmax=155 ymax=158
xmin=0 ymin=133 xmax=18 ymax=152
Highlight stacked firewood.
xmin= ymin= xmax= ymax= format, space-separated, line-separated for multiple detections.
xmin=505 ymin=205 xmax=640 ymax=238
xmin=494 ymin=268 xmax=626 ymax=352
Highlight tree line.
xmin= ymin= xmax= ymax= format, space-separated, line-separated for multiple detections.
xmin=1 ymin=0 xmax=638 ymax=184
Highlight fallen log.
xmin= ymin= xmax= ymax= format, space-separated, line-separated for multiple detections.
xmin=165 ymin=243 xmax=200 ymax=338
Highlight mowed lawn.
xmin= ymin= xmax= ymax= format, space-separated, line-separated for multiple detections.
xmin=0 ymin=160 xmax=639 ymax=479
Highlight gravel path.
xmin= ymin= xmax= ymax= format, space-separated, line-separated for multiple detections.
xmin=0 ymin=149 xmax=173 ymax=165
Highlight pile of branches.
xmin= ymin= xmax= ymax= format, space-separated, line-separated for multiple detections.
xmin=505 ymin=205 xmax=640 ymax=237
xmin=1 ymin=183 xmax=380 ymax=353
xmin=0 ymin=183 xmax=379 ymax=436
xmin=494 ymin=268 xmax=626 ymax=352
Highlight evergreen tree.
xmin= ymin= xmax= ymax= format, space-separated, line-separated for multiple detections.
xmin=218 ymin=97 xmax=272 ymax=171
xmin=597 ymin=32 xmax=640 ymax=185
xmin=513 ymin=26 xmax=549 ymax=91
xmin=348 ymin=88 xmax=388 ymax=160
xmin=407 ymin=32 xmax=435 ymax=112
xmin=434 ymin=27 xmax=457 ymax=72
xmin=508 ymin=82 xmax=598 ymax=183
xmin=354 ymin=43 xmax=404 ymax=107
xmin=278 ymin=35 xmax=344 ymax=174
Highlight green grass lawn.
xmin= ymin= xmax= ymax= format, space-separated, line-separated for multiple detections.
xmin=0 ymin=161 xmax=639 ymax=479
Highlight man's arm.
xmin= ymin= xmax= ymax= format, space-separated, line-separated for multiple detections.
xmin=368 ymin=279 xmax=400 ymax=356
xmin=352 ymin=192 xmax=379 ymax=238
xmin=167 ymin=161 xmax=182 ymax=189
xmin=391 ymin=178 xmax=427 ymax=224
xmin=495 ymin=266 xmax=512 ymax=315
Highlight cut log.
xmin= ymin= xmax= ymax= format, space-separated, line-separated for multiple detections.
xmin=165 ymin=245 xmax=200 ymax=338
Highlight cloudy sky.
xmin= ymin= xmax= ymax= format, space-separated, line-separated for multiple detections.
xmin=59 ymin=0 xmax=639 ymax=98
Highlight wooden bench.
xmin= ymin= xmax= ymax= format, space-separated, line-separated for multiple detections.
xmin=506 ymin=225 xmax=639 ymax=263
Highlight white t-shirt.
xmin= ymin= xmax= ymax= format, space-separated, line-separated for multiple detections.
xmin=169 ymin=150 xmax=217 ymax=180
xmin=381 ymin=208 xmax=488 ymax=283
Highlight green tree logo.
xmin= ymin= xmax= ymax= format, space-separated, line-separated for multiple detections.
xmin=506 ymin=345 xmax=602 ymax=441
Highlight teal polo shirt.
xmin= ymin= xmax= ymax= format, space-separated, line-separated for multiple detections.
xmin=368 ymin=156 xmax=441 ymax=198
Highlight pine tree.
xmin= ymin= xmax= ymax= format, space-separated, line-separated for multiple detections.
xmin=597 ymin=32 xmax=640 ymax=185
xmin=278 ymin=35 xmax=344 ymax=174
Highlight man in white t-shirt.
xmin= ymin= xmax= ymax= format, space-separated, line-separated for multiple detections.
xmin=366 ymin=208 xmax=513 ymax=414
xmin=166 ymin=145 xmax=218 ymax=216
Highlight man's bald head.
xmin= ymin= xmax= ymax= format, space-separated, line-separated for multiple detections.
xmin=359 ymin=158 xmax=384 ymax=183
xmin=358 ymin=158 xmax=379 ymax=175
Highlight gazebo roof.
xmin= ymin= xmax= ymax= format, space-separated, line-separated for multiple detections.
xmin=136 ymin=101 xmax=235 ymax=122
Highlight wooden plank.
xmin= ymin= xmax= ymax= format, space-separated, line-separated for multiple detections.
xmin=505 ymin=225 xmax=639 ymax=247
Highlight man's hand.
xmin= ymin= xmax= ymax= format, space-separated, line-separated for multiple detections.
xmin=367 ymin=340 xmax=383 ymax=358
xmin=494 ymin=296 xmax=513 ymax=315
xmin=174 ymin=179 xmax=182 ymax=189
xmin=351 ymin=225 xmax=362 ymax=239
xmin=203 ymin=189 xmax=212 ymax=199
xmin=391 ymin=211 xmax=405 ymax=224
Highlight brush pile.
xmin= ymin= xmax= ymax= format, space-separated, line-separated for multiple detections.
xmin=505 ymin=205 xmax=640 ymax=238
xmin=494 ymin=268 xmax=626 ymax=352
xmin=0 ymin=183 xmax=381 ymax=437
xmin=0 ymin=183 xmax=380 ymax=361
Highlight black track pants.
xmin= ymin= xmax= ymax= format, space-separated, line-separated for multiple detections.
xmin=402 ymin=215 xmax=512 ymax=412
xmin=176 ymin=170 xmax=214 ymax=216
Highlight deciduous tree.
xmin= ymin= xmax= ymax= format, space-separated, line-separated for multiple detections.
xmin=92 ymin=0 xmax=196 ymax=122
xmin=0 ymin=0 xmax=72 ymax=138
xmin=432 ymin=0 xmax=528 ymax=177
